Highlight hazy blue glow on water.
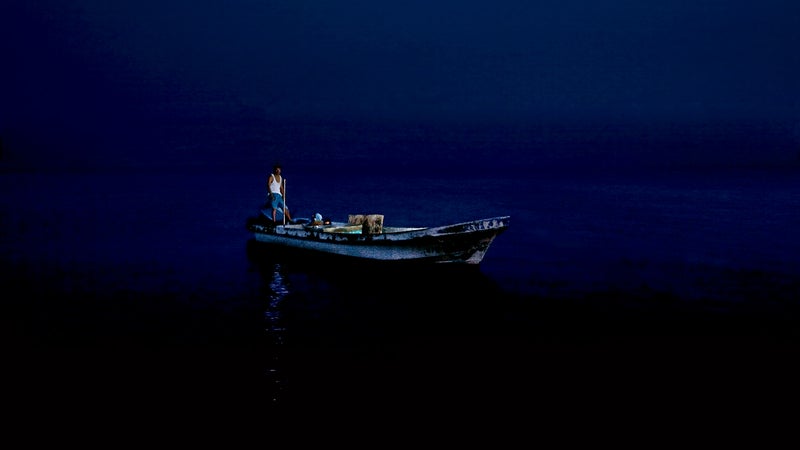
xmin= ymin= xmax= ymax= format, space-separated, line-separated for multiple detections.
xmin=2 ymin=163 xmax=800 ymax=423
xmin=2 ymin=167 xmax=798 ymax=304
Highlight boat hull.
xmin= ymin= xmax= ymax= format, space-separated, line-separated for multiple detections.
xmin=247 ymin=216 xmax=510 ymax=264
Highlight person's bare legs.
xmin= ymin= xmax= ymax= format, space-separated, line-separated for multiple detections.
xmin=272 ymin=207 xmax=291 ymax=223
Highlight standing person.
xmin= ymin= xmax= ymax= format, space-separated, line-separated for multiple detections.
xmin=267 ymin=163 xmax=292 ymax=224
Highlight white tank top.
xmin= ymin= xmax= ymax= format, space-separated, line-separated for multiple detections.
xmin=269 ymin=175 xmax=282 ymax=194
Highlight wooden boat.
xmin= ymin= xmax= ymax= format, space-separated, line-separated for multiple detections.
xmin=245 ymin=213 xmax=510 ymax=264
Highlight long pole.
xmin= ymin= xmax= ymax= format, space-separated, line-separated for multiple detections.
xmin=282 ymin=177 xmax=286 ymax=225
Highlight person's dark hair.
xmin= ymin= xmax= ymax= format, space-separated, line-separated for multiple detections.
xmin=273 ymin=163 xmax=281 ymax=173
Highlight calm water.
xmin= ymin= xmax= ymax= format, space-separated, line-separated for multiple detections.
xmin=2 ymin=165 xmax=800 ymax=431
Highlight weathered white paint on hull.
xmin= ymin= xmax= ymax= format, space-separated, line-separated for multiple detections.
xmin=248 ymin=216 xmax=510 ymax=264
xmin=252 ymin=233 xmax=458 ymax=261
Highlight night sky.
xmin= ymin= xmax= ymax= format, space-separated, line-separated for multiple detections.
xmin=2 ymin=0 xmax=798 ymax=171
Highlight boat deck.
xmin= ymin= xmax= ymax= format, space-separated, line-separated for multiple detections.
xmin=284 ymin=223 xmax=427 ymax=235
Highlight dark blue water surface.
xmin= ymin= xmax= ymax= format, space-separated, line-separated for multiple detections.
xmin=2 ymin=162 xmax=800 ymax=436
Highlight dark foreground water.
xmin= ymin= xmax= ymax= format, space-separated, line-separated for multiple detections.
xmin=2 ymin=167 xmax=799 ymax=440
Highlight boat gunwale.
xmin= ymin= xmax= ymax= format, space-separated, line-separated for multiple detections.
xmin=250 ymin=215 xmax=510 ymax=241
xmin=247 ymin=215 xmax=510 ymax=264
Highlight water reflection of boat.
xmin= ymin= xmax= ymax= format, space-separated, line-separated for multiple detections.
xmin=246 ymin=236 xmax=509 ymax=330
xmin=247 ymin=237 xmax=522 ymax=414
xmin=262 ymin=260 xmax=289 ymax=404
